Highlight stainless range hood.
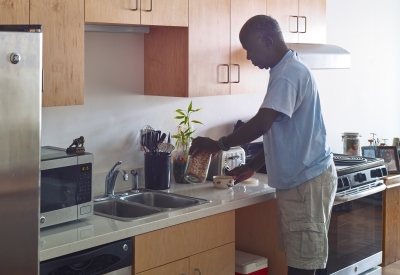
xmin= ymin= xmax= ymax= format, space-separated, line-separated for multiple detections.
xmin=286 ymin=43 xmax=351 ymax=69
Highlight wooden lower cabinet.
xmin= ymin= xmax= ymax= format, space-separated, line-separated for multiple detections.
xmin=135 ymin=243 xmax=235 ymax=275
xmin=383 ymin=175 xmax=400 ymax=266
xmin=132 ymin=210 xmax=235 ymax=274
xmin=190 ymin=243 xmax=235 ymax=275
xmin=135 ymin=258 xmax=189 ymax=275
xmin=236 ymin=199 xmax=287 ymax=275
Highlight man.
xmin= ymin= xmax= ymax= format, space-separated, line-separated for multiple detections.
xmin=189 ymin=15 xmax=337 ymax=275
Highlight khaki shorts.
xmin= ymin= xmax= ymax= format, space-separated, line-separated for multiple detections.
xmin=275 ymin=164 xmax=337 ymax=270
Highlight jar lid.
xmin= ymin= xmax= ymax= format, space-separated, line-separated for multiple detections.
xmin=342 ymin=132 xmax=360 ymax=136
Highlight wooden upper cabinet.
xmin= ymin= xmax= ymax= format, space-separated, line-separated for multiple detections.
xmin=85 ymin=0 xmax=188 ymax=27
xmin=230 ymin=0 xmax=268 ymax=95
xmin=30 ymin=0 xmax=84 ymax=106
xmin=141 ymin=0 xmax=188 ymax=27
xmin=0 ymin=0 xmax=29 ymax=24
xmin=267 ymin=0 xmax=326 ymax=44
xmin=188 ymin=0 xmax=231 ymax=97
xmin=85 ymin=0 xmax=141 ymax=25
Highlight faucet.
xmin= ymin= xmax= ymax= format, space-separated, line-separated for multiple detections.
xmin=105 ymin=161 xmax=128 ymax=197
xmin=131 ymin=170 xmax=140 ymax=193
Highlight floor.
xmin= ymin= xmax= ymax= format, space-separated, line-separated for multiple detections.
xmin=382 ymin=261 xmax=400 ymax=275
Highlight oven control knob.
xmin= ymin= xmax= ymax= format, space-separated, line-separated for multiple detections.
xmin=223 ymin=166 xmax=230 ymax=174
xmin=376 ymin=169 xmax=383 ymax=177
xmin=40 ymin=216 xmax=46 ymax=224
xmin=355 ymin=173 xmax=367 ymax=182
xmin=370 ymin=169 xmax=377 ymax=178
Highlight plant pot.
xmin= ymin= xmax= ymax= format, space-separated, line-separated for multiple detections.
xmin=172 ymin=141 xmax=190 ymax=184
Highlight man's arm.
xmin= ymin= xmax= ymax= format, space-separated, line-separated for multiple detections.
xmin=189 ymin=108 xmax=280 ymax=155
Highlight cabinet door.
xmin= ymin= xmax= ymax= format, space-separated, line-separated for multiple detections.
xmin=134 ymin=211 xmax=235 ymax=273
xmin=188 ymin=0 xmax=230 ymax=97
xmin=189 ymin=243 xmax=235 ymax=275
xmin=141 ymin=0 xmax=188 ymax=27
xmin=30 ymin=0 xmax=84 ymax=106
xmin=298 ymin=0 xmax=326 ymax=43
xmin=267 ymin=0 xmax=299 ymax=43
xmin=231 ymin=0 xmax=268 ymax=95
xmin=136 ymin=258 xmax=189 ymax=275
xmin=85 ymin=0 xmax=140 ymax=25
xmin=0 ymin=0 xmax=29 ymax=24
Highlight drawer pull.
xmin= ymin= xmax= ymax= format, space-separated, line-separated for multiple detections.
xmin=195 ymin=268 xmax=202 ymax=275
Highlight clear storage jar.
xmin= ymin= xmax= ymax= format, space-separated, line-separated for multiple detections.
xmin=184 ymin=152 xmax=212 ymax=183
xmin=342 ymin=132 xmax=361 ymax=156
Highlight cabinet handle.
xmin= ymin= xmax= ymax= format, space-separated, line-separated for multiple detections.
xmin=232 ymin=64 xmax=240 ymax=83
xmin=222 ymin=64 xmax=229 ymax=84
xmin=42 ymin=68 xmax=44 ymax=92
xmin=144 ymin=0 xmax=153 ymax=12
xmin=131 ymin=0 xmax=138 ymax=11
xmin=195 ymin=268 xmax=202 ymax=275
xmin=289 ymin=15 xmax=298 ymax=33
xmin=298 ymin=16 xmax=307 ymax=33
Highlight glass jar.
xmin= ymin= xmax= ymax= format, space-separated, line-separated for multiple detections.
xmin=172 ymin=141 xmax=190 ymax=183
xmin=342 ymin=132 xmax=361 ymax=156
xmin=184 ymin=152 xmax=212 ymax=184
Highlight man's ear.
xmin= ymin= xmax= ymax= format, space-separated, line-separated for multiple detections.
xmin=262 ymin=35 xmax=274 ymax=49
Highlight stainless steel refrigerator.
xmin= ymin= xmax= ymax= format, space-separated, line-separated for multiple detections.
xmin=0 ymin=25 xmax=42 ymax=274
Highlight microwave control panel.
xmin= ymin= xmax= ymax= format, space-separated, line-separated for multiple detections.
xmin=77 ymin=163 xmax=92 ymax=204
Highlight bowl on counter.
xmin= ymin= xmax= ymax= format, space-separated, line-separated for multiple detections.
xmin=213 ymin=175 xmax=235 ymax=189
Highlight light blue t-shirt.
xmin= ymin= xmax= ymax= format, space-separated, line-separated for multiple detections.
xmin=261 ymin=50 xmax=332 ymax=190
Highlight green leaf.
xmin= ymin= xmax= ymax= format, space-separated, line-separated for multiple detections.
xmin=191 ymin=120 xmax=203 ymax=124
xmin=192 ymin=108 xmax=202 ymax=112
xmin=175 ymin=110 xmax=185 ymax=116
xmin=174 ymin=116 xmax=185 ymax=120
xmin=188 ymin=101 xmax=193 ymax=112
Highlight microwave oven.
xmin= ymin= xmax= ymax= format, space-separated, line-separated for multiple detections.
xmin=40 ymin=146 xmax=94 ymax=228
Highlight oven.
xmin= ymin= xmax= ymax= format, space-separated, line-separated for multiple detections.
xmin=317 ymin=154 xmax=388 ymax=275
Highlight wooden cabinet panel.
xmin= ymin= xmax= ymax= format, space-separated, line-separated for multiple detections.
xmin=30 ymin=0 xmax=84 ymax=106
xmin=383 ymin=175 xmax=400 ymax=266
xmin=236 ymin=199 xmax=287 ymax=275
xmin=189 ymin=243 xmax=235 ymax=275
xmin=133 ymin=210 xmax=235 ymax=273
xmin=188 ymin=0 xmax=231 ymax=97
xmin=141 ymin=0 xmax=188 ymax=27
xmin=298 ymin=0 xmax=326 ymax=43
xmin=85 ymin=0 xmax=140 ymax=25
xmin=267 ymin=0 xmax=326 ymax=44
xmin=136 ymin=258 xmax=189 ymax=275
xmin=0 ymin=0 xmax=29 ymax=24
xmin=85 ymin=0 xmax=188 ymax=27
xmin=231 ymin=0 xmax=268 ymax=95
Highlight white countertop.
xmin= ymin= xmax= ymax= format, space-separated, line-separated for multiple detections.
xmin=39 ymin=173 xmax=274 ymax=262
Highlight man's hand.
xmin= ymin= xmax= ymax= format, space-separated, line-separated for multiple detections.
xmin=189 ymin=136 xmax=221 ymax=157
xmin=226 ymin=163 xmax=255 ymax=184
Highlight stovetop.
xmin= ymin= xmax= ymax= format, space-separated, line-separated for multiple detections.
xmin=333 ymin=153 xmax=384 ymax=176
xmin=333 ymin=153 xmax=387 ymax=195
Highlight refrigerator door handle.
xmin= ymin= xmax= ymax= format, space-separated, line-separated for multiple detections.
xmin=42 ymin=69 xmax=44 ymax=92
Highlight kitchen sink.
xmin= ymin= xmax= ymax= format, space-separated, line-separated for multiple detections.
xmin=94 ymin=189 xmax=210 ymax=221
xmin=120 ymin=190 xmax=207 ymax=210
xmin=94 ymin=199 xmax=162 ymax=221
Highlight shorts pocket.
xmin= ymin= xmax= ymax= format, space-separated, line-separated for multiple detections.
xmin=290 ymin=221 xmax=326 ymax=258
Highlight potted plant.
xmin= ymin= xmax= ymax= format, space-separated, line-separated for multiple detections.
xmin=171 ymin=101 xmax=203 ymax=183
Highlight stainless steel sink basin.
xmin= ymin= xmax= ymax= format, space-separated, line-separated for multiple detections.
xmin=120 ymin=190 xmax=207 ymax=210
xmin=94 ymin=199 xmax=162 ymax=221
xmin=94 ymin=189 xmax=210 ymax=221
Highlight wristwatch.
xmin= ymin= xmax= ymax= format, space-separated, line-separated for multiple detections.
xmin=218 ymin=136 xmax=231 ymax=151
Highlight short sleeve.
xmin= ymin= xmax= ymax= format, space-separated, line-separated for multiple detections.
xmin=261 ymin=78 xmax=298 ymax=119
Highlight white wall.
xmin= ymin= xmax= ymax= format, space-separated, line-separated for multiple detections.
xmin=42 ymin=0 xmax=400 ymax=175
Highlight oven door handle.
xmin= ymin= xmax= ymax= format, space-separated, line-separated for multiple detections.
xmin=334 ymin=180 xmax=386 ymax=203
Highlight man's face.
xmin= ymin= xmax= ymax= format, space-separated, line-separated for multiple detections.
xmin=240 ymin=33 xmax=272 ymax=70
